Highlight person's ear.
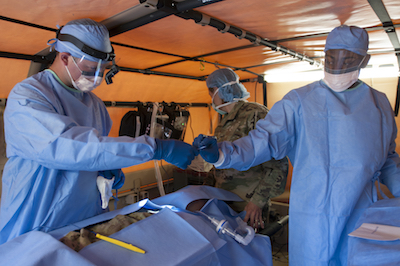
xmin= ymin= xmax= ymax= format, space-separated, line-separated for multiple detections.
xmin=360 ymin=54 xmax=371 ymax=68
xmin=60 ymin=53 xmax=70 ymax=66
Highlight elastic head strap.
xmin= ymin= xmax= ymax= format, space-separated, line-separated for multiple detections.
xmin=56 ymin=26 xmax=115 ymax=61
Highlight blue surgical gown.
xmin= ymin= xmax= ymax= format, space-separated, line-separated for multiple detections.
xmin=216 ymin=80 xmax=400 ymax=265
xmin=0 ymin=70 xmax=157 ymax=244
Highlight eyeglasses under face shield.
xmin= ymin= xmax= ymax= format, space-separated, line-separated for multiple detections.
xmin=72 ymin=56 xmax=112 ymax=87
xmin=324 ymin=49 xmax=367 ymax=75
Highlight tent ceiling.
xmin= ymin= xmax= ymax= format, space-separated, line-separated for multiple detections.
xmin=0 ymin=0 xmax=399 ymax=82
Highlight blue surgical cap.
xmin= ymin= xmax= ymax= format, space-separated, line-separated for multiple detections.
xmin=51 ymin=18 xmax=112 ymax=62
xmin=206 ymin=68 xmax=250 ymax=102
xmin=324 ymin=25 xmax=369 ymax=56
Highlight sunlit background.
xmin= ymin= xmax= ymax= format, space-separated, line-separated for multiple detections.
xmin=264 ymin=53 xmax=399 ymax=83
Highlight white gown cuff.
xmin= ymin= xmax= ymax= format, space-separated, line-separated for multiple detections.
xmin=213 ymin=150 xmax=225 ymax=168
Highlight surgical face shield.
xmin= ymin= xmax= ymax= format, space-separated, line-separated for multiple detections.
xmin=74 ymin=56 xmax=110 ymax=85
xmin=65 ymin=56 xmax=111 ymax=92
xmin=324 ymin=49 xmax=366 ymax=74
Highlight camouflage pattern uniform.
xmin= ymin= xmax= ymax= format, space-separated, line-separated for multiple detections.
xmin=204 ymin=101 xmax=288 ymax=219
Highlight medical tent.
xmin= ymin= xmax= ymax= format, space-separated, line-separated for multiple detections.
xmin=0 ymin=0 xmax=399 ymax=264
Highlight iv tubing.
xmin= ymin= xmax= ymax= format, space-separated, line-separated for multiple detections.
xmin=150 ymin=102 xmax=165 ymax=197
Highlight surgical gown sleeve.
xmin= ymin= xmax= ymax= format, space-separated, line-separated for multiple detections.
xmin=217 ymin=94 xmax=298 ymax=171
xmin=377 ymin=101 xmax=400 ymax=197
xmin=4 ymin=74 xmax=156 ymax=171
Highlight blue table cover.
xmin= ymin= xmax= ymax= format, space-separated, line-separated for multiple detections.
xmin=0 ymin=185 xmax=272 ymax=266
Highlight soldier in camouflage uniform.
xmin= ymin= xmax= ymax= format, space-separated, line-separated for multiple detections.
xmin=204 ymin=68 xmax=288 ymax=231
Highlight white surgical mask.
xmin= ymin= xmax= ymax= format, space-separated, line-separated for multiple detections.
xmin=212 ymin=104 xmax=228 ymax=115
xmin=73 ymin=75 xmax=101 ymax=92
xmin=323 ymin=70 xmax=360 ymax=92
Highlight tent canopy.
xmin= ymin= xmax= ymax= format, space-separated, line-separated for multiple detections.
xmin=0 ymin=0 xmax=399 ymax=103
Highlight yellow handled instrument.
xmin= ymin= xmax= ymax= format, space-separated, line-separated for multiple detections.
xmin=95 ymin=233 xmax=146 ymax=254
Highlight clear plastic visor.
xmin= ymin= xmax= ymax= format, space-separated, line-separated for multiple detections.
xmin=72 ymin=56 xmax=112 ymax=85
xmin=324 ymin=49 xmax=366 ymax=74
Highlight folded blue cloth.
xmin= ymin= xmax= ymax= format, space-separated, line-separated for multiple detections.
xmin=348 ymin=198 xmax=400 ymax=266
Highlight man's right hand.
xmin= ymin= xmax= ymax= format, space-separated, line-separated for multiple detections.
xmin=153 ymin=139 xmax=197 ymax=169
xmin=192 ymin=134 xmax=219 ymax=164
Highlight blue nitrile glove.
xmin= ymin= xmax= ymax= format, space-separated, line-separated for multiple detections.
xmin=153 ymin=139 xmax=198 ymax=169
xmin=98 ymin=169 xmax=125 ymax=190
xmin=192 ymin=134 xmax=219 ymax=164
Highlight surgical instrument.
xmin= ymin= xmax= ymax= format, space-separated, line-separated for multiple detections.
xmin=93 ymin=231 xmax=146 ymax=254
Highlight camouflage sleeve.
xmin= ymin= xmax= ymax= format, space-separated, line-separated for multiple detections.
xmin=247 ymin=105 xmax=289 ymax=208
xmin=250 ymin=157 xmax=289 ymax=208
xmin=246 ymin=106 xmax=268 ymax=132
xmin=212 ymin=102 xmax=289 ymax=209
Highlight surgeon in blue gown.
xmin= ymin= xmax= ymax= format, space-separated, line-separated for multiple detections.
xmin=193 ymin=25 xmax=400 ymax=265
xmin=0 ymin=18 xmax=197 ymax=245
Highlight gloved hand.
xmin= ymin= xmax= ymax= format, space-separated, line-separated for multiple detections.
xmin=153 ymin=139 xmax=198 ymax=169
xmin=98 ymin=169 xmax=125 ymax=190
xmin=192 ymin=134 xmax=219 ymax=164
